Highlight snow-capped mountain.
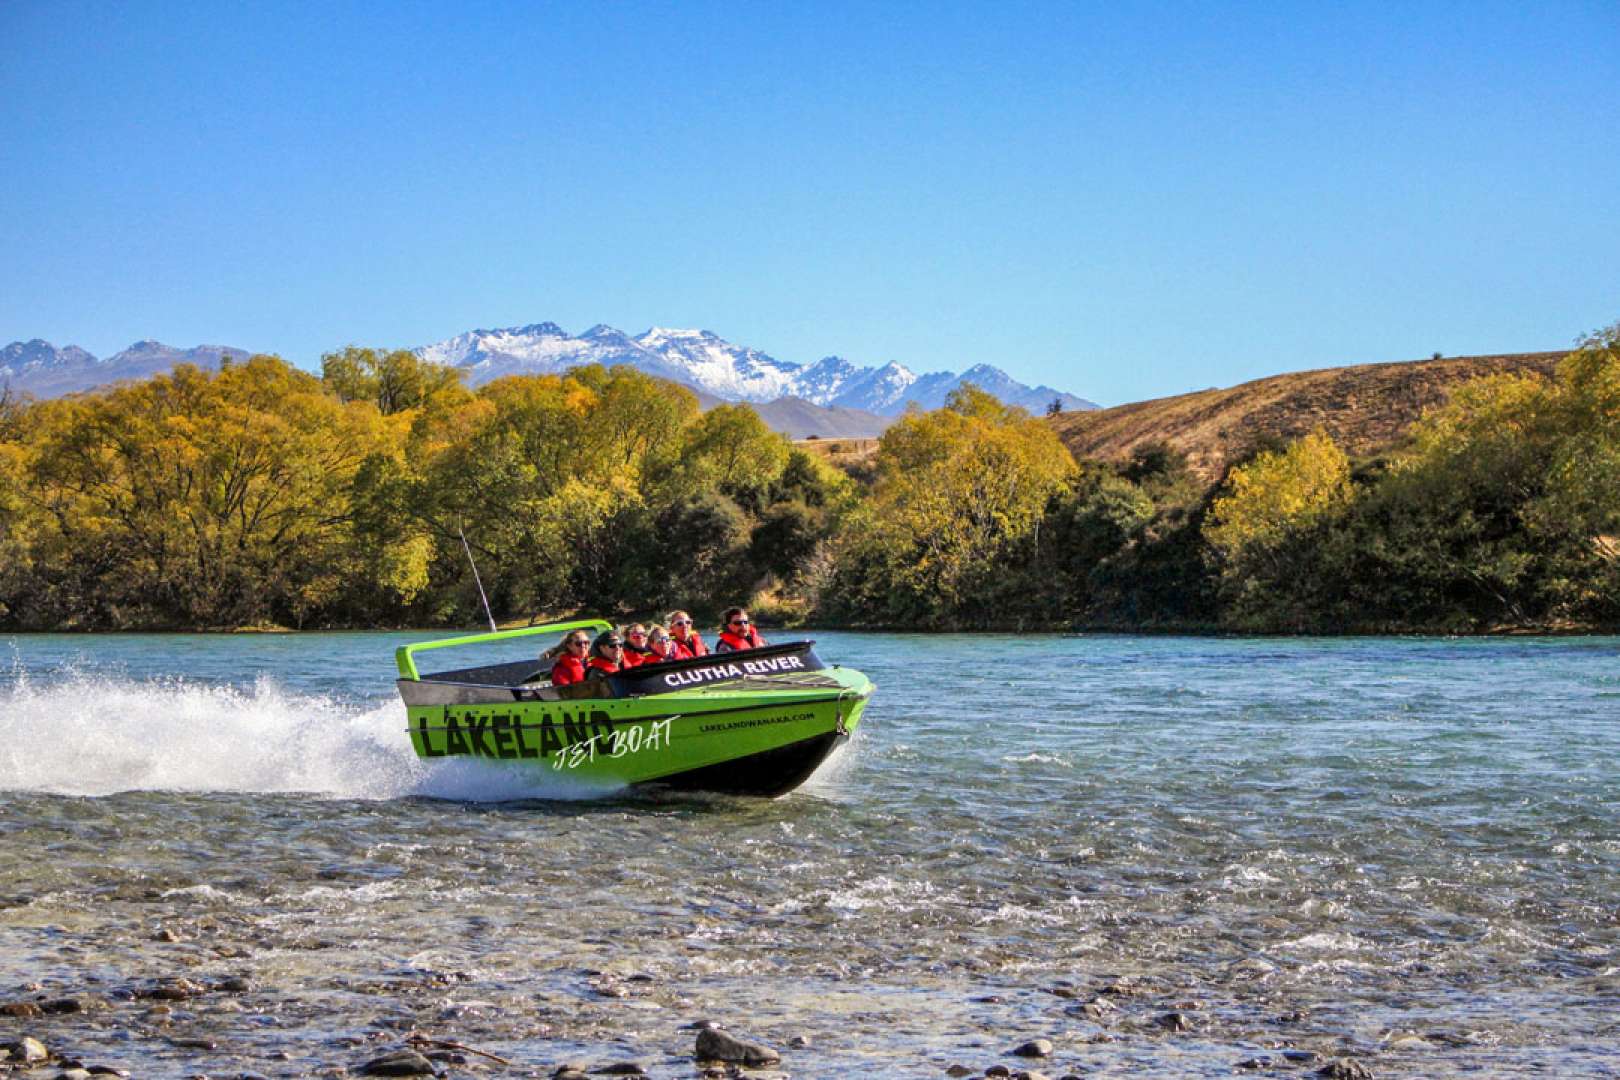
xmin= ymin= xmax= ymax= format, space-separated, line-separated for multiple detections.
xmin=1 ymin=339 xmax=252 ymax=398
xmin=415 ymin=322 xmax=1096 ymax=416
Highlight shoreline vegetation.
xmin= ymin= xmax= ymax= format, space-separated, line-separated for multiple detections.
xmin=1 ymin=326 xmax=1616 ymax=636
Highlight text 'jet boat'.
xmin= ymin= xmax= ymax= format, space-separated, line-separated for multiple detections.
xmin=395 ymin=619 xmax=874 ymax=797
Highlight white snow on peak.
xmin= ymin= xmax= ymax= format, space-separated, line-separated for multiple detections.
xmin=409 ymin=321 xmax=1091 ymax=416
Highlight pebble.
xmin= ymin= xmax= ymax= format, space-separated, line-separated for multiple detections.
xmin=358 ymin=1049 xmax=438 ymax=1077
xmin=695 ymin=1027 xmax=780 ymax=1066
xmin=1317 ymin=1060 xmax=1375 ymax=1079
xmin=1011 ymin=1039 xmax=1052 ymax=1058
xmin=787 ymin=1035 xmax=811 ymax=1049
xmin=4 ymin=1036 xmax=50 ymax=1064
xmin=985 ymin=1066 xmax=1012 ymax=1078
xmin=53 ymin=1070 xmax=93 ymax=1080
xmin=592 ymin=1065 xmax=647 ymax=1076
xmin=87 ymin=1068 xmax=131 ymax=1078
xmin=0 ymin=1002 xmax=44 ymax=1019
xmin=146 ymin=978 xmax=207 ymax=1001
xmin=945 ymin=1067 xmax=974 ymax=1078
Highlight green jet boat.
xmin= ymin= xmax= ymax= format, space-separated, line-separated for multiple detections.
xmin=395 ymin=619 xmax=874 ymax=797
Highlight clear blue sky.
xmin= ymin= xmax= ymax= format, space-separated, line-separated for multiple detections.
xmin=3 ymin=1 xmax=1616 ymax=405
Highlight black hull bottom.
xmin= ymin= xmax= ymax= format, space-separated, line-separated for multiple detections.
xmin=637 ymin=731 xmax=846 ymax=797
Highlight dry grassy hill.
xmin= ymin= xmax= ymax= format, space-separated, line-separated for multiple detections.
xmin=795 ymin=436 xmax=880 ymax=469
xmin=1050 ymin=351 xmax=1567 ymax=483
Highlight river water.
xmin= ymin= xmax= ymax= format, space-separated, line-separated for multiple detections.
xmin=0 ymin=632 xmax=1616 ymax=1078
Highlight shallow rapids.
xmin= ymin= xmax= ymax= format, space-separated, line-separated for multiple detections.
xmin=1 ymin=632 xmax=1617 ymax=1077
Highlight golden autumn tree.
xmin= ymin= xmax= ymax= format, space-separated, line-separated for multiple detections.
xmin=826 ymin=386 xmax=1074 ymax=626
xmin=21 ymin=357 xmax=400 ymax=627
xmin=1202 ymin=429 xmax=1354 ymax=626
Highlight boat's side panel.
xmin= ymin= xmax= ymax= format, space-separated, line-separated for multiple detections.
xmin=403 ymin=675 xmax=869 ymax=791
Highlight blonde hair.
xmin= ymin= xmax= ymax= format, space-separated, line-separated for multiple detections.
xmin=543 ymin=630 xmax=589 ymax=660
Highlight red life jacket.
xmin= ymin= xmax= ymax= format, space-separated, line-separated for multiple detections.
xmin=587 ymin=656 xmax=620 ymax=678
xmin=620 ymin=647 xmax=648 ymax=669
xmin=550 ymin=654 xmax=586 ymax=686
xmin=717 ymin=626 xmax=766 ymax=652
xmin=672 ymin=631 xmax=707 ymax=658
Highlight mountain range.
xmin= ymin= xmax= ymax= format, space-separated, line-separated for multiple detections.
xmin=0 ymin=339 xmax=251 ymax=400
xmin=416 ymin=322 xmax=1095 ymax=418
xmin=3 ymin=323 xmax=1095 ymax=437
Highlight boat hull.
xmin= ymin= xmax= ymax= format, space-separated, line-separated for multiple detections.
xmin=403 ymin=666 xmax=872 ymax=796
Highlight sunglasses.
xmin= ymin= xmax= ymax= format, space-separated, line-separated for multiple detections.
xmin=603 ymin=640 xmax=623 ymax=648
xmin=672 ymin=619 xmax=692 ymax=626
xmin=730 ymin=618 xmax=749 ymax=626
xmin=568 ymin=639 xmax=588 ymax=648
xmin=629 ymin=631 xmax=646 ymax=638
xmin=650 ymin=635 xmax=669 ymax=644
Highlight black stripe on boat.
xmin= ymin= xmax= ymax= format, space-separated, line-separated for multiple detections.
xmin=634 ymin=731 xmax=845 ymax=798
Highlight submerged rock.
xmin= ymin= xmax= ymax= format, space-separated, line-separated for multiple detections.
xmin=694 ymin=1027 xmax=781 ymax=1065
xmin=43 ymin=995 xmax=110 ymax=1015
xmin=1153 ymin=1011 xmax=1195 ymax=1032
xmin=358 ymin=1049 xmax=437 ymax=1076
xmin=1317 ymin=1060 xmax=1375 ymax=1079
xmin=1011 ymin=1039 xmax=1053 ymax=1058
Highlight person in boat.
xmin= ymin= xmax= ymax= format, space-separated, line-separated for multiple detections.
xmin=644 ymin=624 xmax=676 ymax=664
xmin=667 ymin=610 xmax=707 ymax=659
xmin=715 ymin=607 xmax=767 ymax=652
xmin=585 ymin=630 xmax=625 ymax=679
xmin=544 ymin=630 xmax=591 ymax=686
xmin=620 ymin=623 xmax=652 ymax=667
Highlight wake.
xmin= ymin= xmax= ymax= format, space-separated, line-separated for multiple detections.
xmin=0 ymin=666 xmax=614 ymax=801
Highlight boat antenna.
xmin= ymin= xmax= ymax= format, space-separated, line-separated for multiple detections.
xmin=458 ymin=524 xmax=498 ymax=633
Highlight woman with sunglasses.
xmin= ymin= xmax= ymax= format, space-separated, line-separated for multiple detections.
xmin=644 ymin=624 xmax=676 ymax=664
xmin=544 ymin=631 xmax=591 ymax=686
xmin=666 ymin=610 xmax=707 ymax=659
xmin=715 ymin=607 xmax=767 ymax=653
xmin=619 ymin=623 xmax=652 ymax=668
xmin=585 ymin=630 xmax=626 ymax=679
